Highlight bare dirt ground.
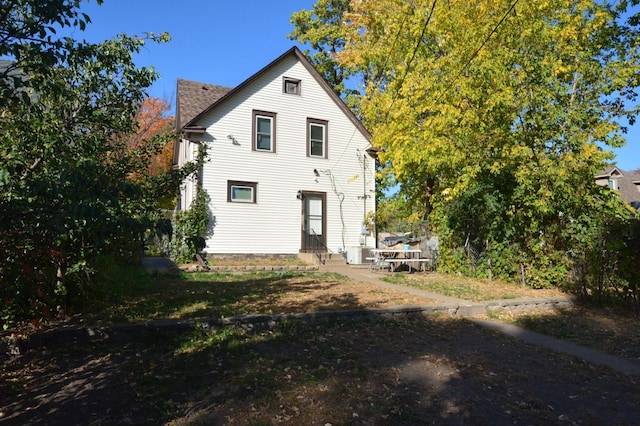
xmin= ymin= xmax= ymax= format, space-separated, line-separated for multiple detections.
xmin=1 ymin=269 xmax=640 ymax=425
xmin=1 ymin=316 xmax=639 ymax=425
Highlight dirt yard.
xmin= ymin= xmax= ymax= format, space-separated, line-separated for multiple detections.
xmin=1 ymin=270 xmax=639 ymax=425
xmin=1 ymin=316 xmax=639 ymax=425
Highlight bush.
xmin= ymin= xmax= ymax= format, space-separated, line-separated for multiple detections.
xmin=171 ymin=189 xmax=210 ymax=264
xmin=580 ymin=215 xmax=640 ymax=312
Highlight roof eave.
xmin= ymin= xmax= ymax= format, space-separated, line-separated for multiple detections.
xmin=182 ymin=47 xmax=371 ymax=142
xmin=182 ymin=125 xmax=206 ymax=134
xmin=182 ymin=48 xmax=305 ymax=129
xmin=291 ymin=47 xmax=371 ymax=142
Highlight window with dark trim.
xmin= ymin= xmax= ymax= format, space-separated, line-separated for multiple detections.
xmin=252 ymin=110 xmax=276 ymax=152
xmin=307 ymin=118 xmax=328 ymax=158
xmin=227 ymin=180 xmax=257 ymax=203
xmin=283 ymin=77 xmax=301 ymax=95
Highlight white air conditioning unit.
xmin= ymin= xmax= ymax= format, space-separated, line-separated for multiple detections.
xmin=346 ymin=247 xmax=361 ymax=264
xmin=347 ymin=247 xmax=373 ymax=264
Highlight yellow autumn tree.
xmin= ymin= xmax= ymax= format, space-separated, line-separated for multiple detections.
xmin=338 ymin=0 xmax=640 ymax=286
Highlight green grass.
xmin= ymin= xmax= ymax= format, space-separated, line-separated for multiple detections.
xmin=99 ymin=271 xmax=291 ymax=322
xmin=176 ymin=323 xmax=259 ymax=354
xmin=382 ymin=273 xmax=565 ymax=301
xmin=90 ymin=266 xmax=566 ymax=325
xmin=95 ymin=270 xmax=350 ymax=323
xmin=89 ymin=266 xmax=639 ymax=366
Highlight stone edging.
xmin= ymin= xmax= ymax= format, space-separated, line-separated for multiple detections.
xmin=180 ymin=265 xmax=319 ymax=273
xmin=2 ymin=297 xmax=574 ymax=356
xmin=484 ymin=297 xmax=575 ymax=312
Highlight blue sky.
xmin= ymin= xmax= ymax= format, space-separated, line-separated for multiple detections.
xmin=73 ymin=0 xmax=638 ymax=171
xmin=77 ymin=0 xmax=314 ymax=99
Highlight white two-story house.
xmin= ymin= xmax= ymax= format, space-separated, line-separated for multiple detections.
xmin=173 ymin=47 xmax=375 ymax=261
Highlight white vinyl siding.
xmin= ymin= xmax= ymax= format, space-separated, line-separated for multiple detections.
xmin=178 ymin=139 xmax=199 ymax=211
xmin=186 ymin=54 xmax=374 ymax=254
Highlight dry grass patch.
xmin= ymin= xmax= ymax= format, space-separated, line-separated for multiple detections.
xmin=4 ymin=317 xmax=639 ymax=425
xmin=4 ymin=267 xmax=640 ymax=425
xmin=488 ymin=307 xmax=640 ymax=363
xmin=384 ymin=272 xmax=567 ymax=301
xmin=102 ymin=271 xmax=438 ymax=323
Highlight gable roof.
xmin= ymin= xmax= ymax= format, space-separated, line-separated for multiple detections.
xmin=176 ymin=78 xmax=232 ymax=130
xmin=597 ymin=166 xmax=640 ymax=205
xmin=177 ymin=46 xmax=371 ymax=141
xmin=595 ymin=165 xmax=624 ymax=179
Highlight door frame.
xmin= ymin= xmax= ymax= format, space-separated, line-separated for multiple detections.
xmin=300 ymin=191 xmax=327 ymax=253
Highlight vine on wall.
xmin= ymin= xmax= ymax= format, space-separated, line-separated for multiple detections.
xmin=171 ymin=188 xmax=210 ymax=264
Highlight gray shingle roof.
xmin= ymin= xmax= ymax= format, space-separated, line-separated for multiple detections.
xmin=176 ymin=78 xmax=232 ymax=130
xmin=597 ymin=166 xmax=640 ymax=205
xmin=0 ymin=59 xmax=24 ymax=98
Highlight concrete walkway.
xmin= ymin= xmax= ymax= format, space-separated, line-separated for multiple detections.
xmin=136 ymin=259 xmax=640 ymax=376
xmin=142 ymin=256 xmax=177 ymax=274
xmin=473 ymin=319 xmax=640 ymax=376
xmin=320 ymin=263 xmax=640 ymax=376
xmin=321 ymin=263 xmax=472 ymax=305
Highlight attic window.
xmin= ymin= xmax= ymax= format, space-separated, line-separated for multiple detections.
xmin=283 ymin=77 xmax=301 ymax=95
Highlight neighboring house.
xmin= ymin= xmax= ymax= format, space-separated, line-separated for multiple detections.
xmin=595 ymin=166 xmax=640 ymax=210
xmin=0 ymin=59 xmax=32 ymax=103
xmin=173 ymin=47 xmax=376 ymax=258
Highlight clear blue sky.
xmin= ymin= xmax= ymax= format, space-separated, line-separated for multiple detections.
xmin=77 ymin=0 xmax=314 ymax=99
xmin=76 ymin=0 xmax=638 ymax=171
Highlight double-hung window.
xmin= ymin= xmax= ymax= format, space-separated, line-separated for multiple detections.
xmin=228 ymin=180 xmax=257 ymax=203
xmin=252 ymin=110 xmax=276 ymax=152
xmin=307 ymin=118 xmax=328 ymax=158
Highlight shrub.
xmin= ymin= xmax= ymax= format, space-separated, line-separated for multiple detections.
xmin=171 ymin=188 xmax=210 ymax=264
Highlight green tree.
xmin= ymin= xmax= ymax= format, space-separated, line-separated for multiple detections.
xmin=0 ymin=0 xmax=199 ymax=327
xmin=288 ymin=0 xmax=361 ymax=101
xmin=338 ymin=0 xmax=639 ymax=287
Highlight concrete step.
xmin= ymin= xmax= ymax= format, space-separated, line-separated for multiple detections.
xmin=298 ymin=252 xmax=346 ymax=266
xmin=321 ymin=253 xmax=346 ymax=264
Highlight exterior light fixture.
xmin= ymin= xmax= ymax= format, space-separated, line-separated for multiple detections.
xmin=227 ymin=134 xmax=240 ymax=145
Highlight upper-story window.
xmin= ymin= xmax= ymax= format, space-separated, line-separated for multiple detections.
xmin=307 ymin=118 xmax=328 ymax=158
xmin=252 ymin=110 xmax=276 ymax=152
xmin=283 ymin=77 xmax=301 ymax=95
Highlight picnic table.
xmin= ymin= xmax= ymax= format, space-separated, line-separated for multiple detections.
xmin=367 ymin=248 xmax=432 ymax=272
